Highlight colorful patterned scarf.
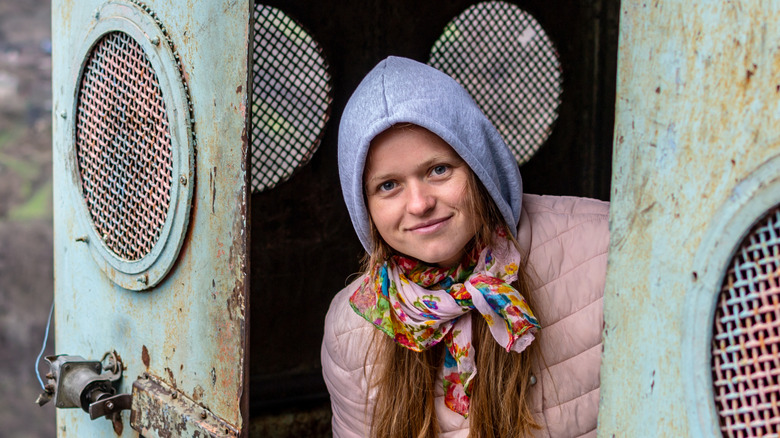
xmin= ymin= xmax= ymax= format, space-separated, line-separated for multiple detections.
xmin=349 ymin=231 xmax=540 ymax=417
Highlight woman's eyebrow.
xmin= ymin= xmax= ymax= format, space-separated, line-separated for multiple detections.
xmin=365 ymin=154 xmax=461 ymax=184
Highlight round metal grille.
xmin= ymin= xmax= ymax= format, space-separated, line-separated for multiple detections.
xmin=712 ymin=205 xmax=780 ymax=436
xmin=428 ymin=1 xmax=562 ymax=165
xmin=251 ymin=5 xmax=332 ymax=192
xmin=75 ymin=31 xmax=172 ymax=262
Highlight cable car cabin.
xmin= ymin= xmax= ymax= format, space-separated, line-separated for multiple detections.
xmin=47 ymin=0 xmax=780 ymax=437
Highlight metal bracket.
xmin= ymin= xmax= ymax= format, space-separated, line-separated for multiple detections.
xmin=36 ymin=351 xmax=132 ymax=421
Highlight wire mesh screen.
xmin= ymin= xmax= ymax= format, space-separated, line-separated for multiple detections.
xmin=251 ymin=5 xmax=332 ymax=192
xmin=711 ymin=205 xmax=780 ymax=437
xmin=428 ymin=1 xmax=562 ymax=165
xmin=75 ymin=31 xmax=172 ymax=261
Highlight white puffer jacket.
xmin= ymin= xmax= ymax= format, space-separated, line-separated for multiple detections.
xmin=322 ymin=194 xmax=610 ymax=437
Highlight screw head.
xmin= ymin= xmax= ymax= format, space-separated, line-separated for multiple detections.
xmin=106 ymin=401 xmax=114 ymax=410
xmin=59 ymin=110 xmax=67 ymax=119
xmin=200 ymin=410 xmax=207 ymax=419
xmin=150 ymin=36 xmax=160 ymax=46
xmin=179 ymin=175 xmax=187 ymax=186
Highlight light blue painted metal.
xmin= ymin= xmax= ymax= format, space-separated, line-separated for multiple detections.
xmin=600 ymin=1 xmax=780 ymax=436
xmin=65 ymin=1 xmax=195 ymax=291
xmin=52 ymin=0 xmax=251 ymax=435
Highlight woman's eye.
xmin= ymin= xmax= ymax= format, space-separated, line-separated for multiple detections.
xmin=431 ymin=165 xmax=449 ymax=176
xmin=379 ymin=181 xmax=396 ymax=192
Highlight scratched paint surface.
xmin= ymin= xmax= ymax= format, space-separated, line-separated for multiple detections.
xmin=52 ymin=0 xmax=250 ymax=436
xmin=600 ymin=1 xmax=780 ymax=436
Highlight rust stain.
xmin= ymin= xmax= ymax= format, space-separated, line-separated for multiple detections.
xmin=165 ymin=367 xmax=177 ymax=389
xmin=112 ymin=413 xmax=124 ymax=435
xmin=236 ymin=85 xmax=242 ymax=93
xmin=746 ymin=63 xmax=757 ymax=83
xmin=216 ymin=239 xmax=225 ymax=258
xmin=141 ymin=345 xmax=150 ymax=368
xmin=192 ymin=385 xmax=205 ymax=402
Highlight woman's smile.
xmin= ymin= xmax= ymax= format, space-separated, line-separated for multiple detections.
xmin=406 ymin=216 xmax=451 ymax=233
xmin=364 ymin=125 xmax=476 ymax=267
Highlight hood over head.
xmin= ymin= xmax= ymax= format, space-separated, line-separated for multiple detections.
xmin=338 ymin=56 xmax=523 ymax=252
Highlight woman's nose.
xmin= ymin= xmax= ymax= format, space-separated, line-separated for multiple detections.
xmin=406 ymin=183 xmax=435 ymax=215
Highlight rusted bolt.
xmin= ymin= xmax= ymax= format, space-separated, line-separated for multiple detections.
xmin=75 ymin=235 xmax=89 ymax=243
xmin=150 ymin=36 xmax=160 ymax=46
xmin=60 ymin=110 xmax=67 ymax=119
xmin=106 ymin=401 xmax=114 ymax=410
xmin=200 ymin=410 xmax=207 ymax=419
xmin=179 ymin=175 xmax=187 ymax=186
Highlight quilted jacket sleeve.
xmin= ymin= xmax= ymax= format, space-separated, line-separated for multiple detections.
xmin=321 ymin=278 xmax=376 ymax=438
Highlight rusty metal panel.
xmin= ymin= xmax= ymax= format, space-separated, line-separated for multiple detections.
xmin=600 ymin=1 xmax=780 ymax=437
xmin=51 ymin=0 xmax=250 ymax=435
xmin=130 ymin=375 xmax=239 ymax=437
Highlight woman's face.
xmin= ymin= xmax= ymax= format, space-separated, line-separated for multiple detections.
xmin=364 ymin=126 xmax=476 ymax=267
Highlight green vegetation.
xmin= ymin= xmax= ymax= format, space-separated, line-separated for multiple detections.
xmin=7 ymin=181 xmax=51 ymax=221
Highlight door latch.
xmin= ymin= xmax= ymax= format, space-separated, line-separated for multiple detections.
xmin=36 ymin=351 xmax=131 ymax=420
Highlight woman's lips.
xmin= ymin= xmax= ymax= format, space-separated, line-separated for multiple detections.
xmin=407 ymin=216 xmax=451 ymax=234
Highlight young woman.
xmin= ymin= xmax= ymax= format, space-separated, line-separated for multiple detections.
xmin=322 ymin=56 xmax=609 ymax=437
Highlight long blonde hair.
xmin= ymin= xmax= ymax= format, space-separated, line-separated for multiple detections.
xmin=362 ymin=163 xmax=541 ymax=437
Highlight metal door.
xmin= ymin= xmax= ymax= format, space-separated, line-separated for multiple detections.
xmin=50 ymin=0 xmax=250 ymax=435
xmin=600 ymin=1 xmax=780 ymax=436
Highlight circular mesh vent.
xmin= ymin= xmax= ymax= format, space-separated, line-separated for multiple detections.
xmin=712 ymin=205 xmax=780 ymax=436
xmin=75 ymin=31 xmax=172 ymax=262
xmin=428 ymin=1 xmax=562 ymax=165
xmin=251 ymin=5 xmax=332 ymax=192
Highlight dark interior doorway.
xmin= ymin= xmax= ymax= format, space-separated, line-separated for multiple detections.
xmin=248 ymin=0 xmax=620 ymax=420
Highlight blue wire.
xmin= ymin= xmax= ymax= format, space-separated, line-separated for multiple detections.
xmin=35 ymin=300 xmax=54 ymax=389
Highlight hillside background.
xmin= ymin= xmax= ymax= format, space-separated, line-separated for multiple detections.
xmin=0 ymin=1 xmax=57 ymax=436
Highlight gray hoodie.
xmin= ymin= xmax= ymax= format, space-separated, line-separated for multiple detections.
xmin=337 ymin=56 xmax=523 ymax=251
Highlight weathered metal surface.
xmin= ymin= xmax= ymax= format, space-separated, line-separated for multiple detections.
xmin=131 ymin=375 xmax=239 ymax=437
xmin=600 ymin=1 xmax=780 ymax=437
xmin=52 ymin=0 xmax=250 ymax=435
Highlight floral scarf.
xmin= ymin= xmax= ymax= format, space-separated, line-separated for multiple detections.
xmin=349 ymin=231 xmax=540 ymax=417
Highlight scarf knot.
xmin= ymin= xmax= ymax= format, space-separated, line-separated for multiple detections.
xmin=349 ymin=235 xmax=540 ymax=417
